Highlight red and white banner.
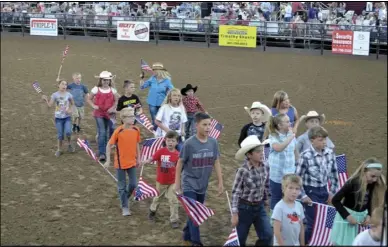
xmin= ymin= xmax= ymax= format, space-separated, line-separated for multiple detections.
xmin=332 ymin=30 xmax=370 ymax=56
xmin=117 ymin=21 xmax=150 ymax=42
xmin=30 ymin=18 xmax=58 ymax=36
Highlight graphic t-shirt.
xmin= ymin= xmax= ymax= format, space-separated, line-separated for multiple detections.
xmin=67 ymin=83 xmax=88 ymax=107
xmin=152 ymin=147 xmax=179 ymax=185
xmin=116 ymin=94 xmax=142 ymax=112
xmin=272 ymin=199 xmax=305 ymax=246
xmin=51 ymin=91 xmax=73 ymax=119
xmin=238 ymin=122 xmax=266 ymax=146
xmin=180 ymin=136 xmax=220 ymax=194
xmin=155 ymin=104 xmax=188 ymax=137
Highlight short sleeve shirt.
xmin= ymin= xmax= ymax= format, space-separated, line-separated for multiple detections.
xmin=51 ymin=91 xmax=73 ymax=119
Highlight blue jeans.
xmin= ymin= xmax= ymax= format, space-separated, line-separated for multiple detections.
xmin=95 ymin=117 xmax=114 ymax=156
xmin=116 ymin=167 xmax=137 ymax=209
xmin=304 ymin=185 xmax=329 ymax=244
xmin=148 ymin=105 xmax=160 ymax=131
xmin=182 ymin=191 xmax=206 ymax=245
xmin=269 ymin=180 xmax=283 ymax=210
xmin=185 ymin=112 xmax=196 ymax=140
xmin=236 ymin=201 xmax=273 ymax=246
xmin=284 ymin=16 xmax=292 ymax=22
xmin=55 ymin=117 xmax=72 ymax=140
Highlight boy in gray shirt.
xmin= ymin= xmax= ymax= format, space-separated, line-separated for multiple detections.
xmin=175 ymin=112 xmax=224 ymax=246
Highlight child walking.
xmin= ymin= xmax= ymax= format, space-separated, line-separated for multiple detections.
xmin=267 ymin=113 xmax=298 ymax=213
xmin=67 ymin=72 xmax=89 ymax=133
xmin=155 ymin=88 xmax=187 ymax=151
xmin=296 ymin=111 xmax=335 ymax=153
xmin=295 ymin=126 xmax=339 ymax=244
xmin=353 ymin=207 xmax=385 ymax=246
xmin=141 ymin=130 xmax=180 ymax=229
xmin=231 ymin=135 xmax=273 ymax=246
xmin=181 ymin=84 xmax=206 ymax=140
xmin=103 ymin=108 xmax=141 ymax=216
xmin=42 ymin=80 xmax=75 ymax=157
xmin=238 ymin=101 xmax=271 ymax=146
xmin=330 ymin=158 xmax=386 ymax=246
xmin=116 ymin=80 xmax=143 ymax=115
xmin=272 ymin=174 xmax=305 ymax=246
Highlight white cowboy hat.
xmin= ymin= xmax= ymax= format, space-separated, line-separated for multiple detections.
xmin=299 ymin=111 xmax=326 ymax=124
xmin=235 ymin=135 xmax=270 ymax=160
xmin=243 ymin=101 xmax=272 ymax=122
xmin=152 ymin=62 xmax=167 ymax=71
xmin=94 ymin=71 xmax=114 ymax=80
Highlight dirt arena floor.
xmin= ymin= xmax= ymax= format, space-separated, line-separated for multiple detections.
xmin=1 ymin=34 xmax=387 ymax=245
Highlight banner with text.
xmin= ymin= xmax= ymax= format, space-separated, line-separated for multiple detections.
xmin=30 ymin=18 xmax=58 ymax=36
xmin=117 ymin=21 xmax=150 ymax=42
xmin=219 ymin=25 xmax=257 ymax=48
xmin=332 ymin=30 xmax=370 ymax=56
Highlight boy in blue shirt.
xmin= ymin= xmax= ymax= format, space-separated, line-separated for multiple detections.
xmin=67 ymin=72 xmax=89 ymax=133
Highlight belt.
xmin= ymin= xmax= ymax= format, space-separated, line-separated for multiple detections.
xmin=239 ymin=198 xmax=262 ymax=206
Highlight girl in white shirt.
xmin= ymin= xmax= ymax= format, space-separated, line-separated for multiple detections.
xmin=353 ymin=207 xmax=384 ymax=246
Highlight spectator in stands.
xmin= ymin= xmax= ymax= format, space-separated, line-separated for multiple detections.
xmin=260 ymin=2 xmax=272 ymax=21
xmin=378 ymin=2 xmax=387 ymax=21
xmin=284 ymin=2 xmax=292 ymax=22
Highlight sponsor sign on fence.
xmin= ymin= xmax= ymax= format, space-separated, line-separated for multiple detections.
xmin=332 ymin=30 xmax=370 ymax=56
xmin=30 ymin=18 xmax=58 ymax=36
xmin=218 ymin=25 xmax=257 ymax=48
xmin=117 ymin=21 xmax=150 ymax=42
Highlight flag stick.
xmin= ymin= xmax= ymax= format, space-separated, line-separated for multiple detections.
xmin=139 ymin=162 xmax=145 ymax=178
xmin=56 ymin=61 xmax=64 ymax=81
xmin=225 ymin=191 xmax=233 ymax=216
xmin=97 ymin=160 xmax=118 ymax=182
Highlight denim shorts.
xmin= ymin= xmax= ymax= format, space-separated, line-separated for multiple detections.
xmin=55 ymin=117 xmax=72 ymax=140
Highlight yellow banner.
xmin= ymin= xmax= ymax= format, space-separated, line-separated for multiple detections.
xmin=218 ymin=25 xmax=257 ymax=48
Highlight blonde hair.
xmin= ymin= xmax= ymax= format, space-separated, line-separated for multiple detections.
xmin=271 ymin=90 xmax=289 ymax=110
xmin=267 ymin=113 xmax=287 ymax=134
xmin=161 ymin=88 xmax=186 ymax=112
xmin=72 ymin=72 xmax=81 ymax=78
xmin=281 ymin=174 xmax=302 ymax=192
xmin=119 ymin=107 xmax=134 ymax=119
xmin=370 ymin=207 xmax=384 ymax=226
xmin=154 ymin=69 xmax=171 ymax=80
xmin=348 ymin=158 xmax=386 ymax=212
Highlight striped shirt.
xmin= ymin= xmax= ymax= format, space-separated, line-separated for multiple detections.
xmin=268 ymin=132 xmax=297 ymax=183
xmin=295 ymin=145 xmax=339 ymax=198
xmin=231 ymin=160 xmax=269 ymax=214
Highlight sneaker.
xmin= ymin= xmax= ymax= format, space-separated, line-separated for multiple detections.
xmin=122 ymin=207 xmax=131 ymax=216
xmin=72 ymin=124 xmax=77 ymax=132
xmin=99 ymin=154 xmax=106 ymax=162
xmin=68 ymin=144 xmax=75 ymax=153
xmin=148 ymin=210 xmax=156 ymax=222
xmin=76 ymin=126 xmax=81 ymax=133
xmin=55 ymin=150 xmax=62 ymax=157
xmin=171 ymin=221 xmax=179 ymax=229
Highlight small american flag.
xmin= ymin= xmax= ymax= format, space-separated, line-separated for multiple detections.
xmin=141 ymin=137 xmax=164 ymax=161
xmin=136 ymin=113 xmax=155 ymax=134
xmin=77 ymin=138 xmax=97 ymax=162
xmin=327 ymin=154 xmax=349 ymax=192
xmin=224 ymin=228 xmax=240 ymax=246
xmin=141 ymin=59 xmax=153 ymax=72
xmin=209 ymin=118 xmax=224 ymax=139
xmin=177 ymin=194 xmax=215 ymax=227
xmin=32 ymin=81 xmax=42 ymax=93
xmin=133 ymin=177 xmax=159 ymax=201
xmin=62 ymin=45 xmax=69 ymax=58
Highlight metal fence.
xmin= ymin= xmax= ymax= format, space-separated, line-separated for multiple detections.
xmin=1 ymin=12 xmax=387 ymax=58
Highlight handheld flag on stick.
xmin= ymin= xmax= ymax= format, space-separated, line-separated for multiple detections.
xmin=136 ymin=113 xmax=156 ymax=134
xmin=224 ymin=191 xmax=240 ymax=246
xmin=32 ymin=81 xmax=42 ymax=94
xmin=57 ymin=45 xmax=70 ymax=81
xmin=209 ymin=118 xmax=224 ymax=140
xmin=133 ymin=177 xmax=159 ymax=201
xmin=141 ymin=137 xmax=164 ymax=161
xmin=141 ymin=59 xmax=153 ymax=72
xmin=176 ymin=194 xmax=215 ymax=226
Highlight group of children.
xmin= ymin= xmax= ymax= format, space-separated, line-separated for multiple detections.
xmin=41 ymin=69 xmax=387 ymax=246
xmin=233 ymin=90 xmax=386 ymax=246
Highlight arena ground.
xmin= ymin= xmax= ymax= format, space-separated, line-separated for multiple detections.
xmin=1 ymin=34 xmax=387 ymax=245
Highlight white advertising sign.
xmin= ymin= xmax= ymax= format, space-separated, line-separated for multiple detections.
xmin=117 ymin=21 xmax=150 ymax=42
xmin=352 ymin=31 xmax=370 ymax=56
xmin=30 ymin=18 xmax=58 ymax=36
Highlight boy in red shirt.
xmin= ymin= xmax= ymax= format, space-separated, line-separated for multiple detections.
xmin=142 ymin=130 xmax=180 ymax=228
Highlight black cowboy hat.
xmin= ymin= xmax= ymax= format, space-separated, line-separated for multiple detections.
xmin=181 ymin=84 xmax=198 ymax=96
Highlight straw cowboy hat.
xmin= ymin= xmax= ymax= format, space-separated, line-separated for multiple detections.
xmin=152 ymin=62 xmax=167 ymax=71
xmin=299 ymin=111 xmax=326 ymax=124
xmin=94 ymin=71 xmax=115 ymax=80
xmin=243 ymin=101 xmax=272 ymax=122
xmin=181 ymin=84 xmax=198 ymax=96
xmin=235 ymin=135 xmax=270 ymax=160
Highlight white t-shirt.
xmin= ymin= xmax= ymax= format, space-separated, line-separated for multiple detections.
xmin=155 ymin=104 xmax=187 ymax=137
xmin=91 ymin=86 xmax=117 ymax=95
xmin=353 ymin=229 xmax=381 ymax=246
xmin=285 ymin=5 xmax=292 ymax=18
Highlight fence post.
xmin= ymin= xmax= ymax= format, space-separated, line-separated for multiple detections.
xmin=155 ymin=17 xmax=159 ymax=46
xmin=263 ymin=21 xmax=267 ymax=52
xmin=63 ymin=15 xmax=67 ymax=40
xmin=376 ymin=26 xmax=380 ymax=60
xmin=180 ymin=19 xmax=184 ymax=43
xmin=107 ymin=16 xmax=111 ymax=42
xmin=320 ymin=24 xmax=324 ymax=55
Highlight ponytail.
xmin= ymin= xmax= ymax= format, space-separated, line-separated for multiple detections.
xmin=268 ymin=113 xmax=287 ymax=134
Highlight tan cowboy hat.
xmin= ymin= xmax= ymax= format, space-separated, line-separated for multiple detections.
xmin=243 ymin=102 xmax=272 ymax=122
xmin=299 ymin=111 xmax=326 ymax=124
xmin=152 ymin=62 xmax=166 ymax=71
xmin=235 ymin=135 xmax=270 ymax=160
xmin=94 ymin=71 xmax=115 ymax=80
